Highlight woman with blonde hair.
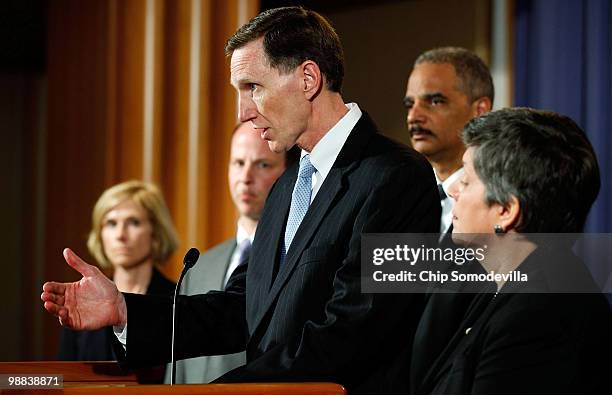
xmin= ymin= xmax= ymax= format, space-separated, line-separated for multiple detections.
xmin=59 ymin=180 xmax=179 ymax=362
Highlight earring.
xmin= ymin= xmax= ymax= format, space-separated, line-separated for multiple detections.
xmin=494 ymin=224 xmax=504 ymax=234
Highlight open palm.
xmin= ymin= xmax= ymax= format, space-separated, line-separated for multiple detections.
xmin=41 ymin=248 xmax=127 ymax=330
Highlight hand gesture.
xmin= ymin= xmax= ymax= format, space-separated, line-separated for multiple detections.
xmin=41 ymin=248 xmax=127 ymax=330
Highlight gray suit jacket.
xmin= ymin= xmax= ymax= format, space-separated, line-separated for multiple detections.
xmin=165 ymin=239 xmax=246 ymax=383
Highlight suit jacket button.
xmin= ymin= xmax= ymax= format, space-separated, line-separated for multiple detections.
xmin=465 ymin=327 xmax=472 ymax=335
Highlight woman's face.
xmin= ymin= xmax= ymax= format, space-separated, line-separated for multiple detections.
xmin=449 ymin=147 xmax=501 ymax=234
xmin=101 ymin=199 xmax=153 ymax=269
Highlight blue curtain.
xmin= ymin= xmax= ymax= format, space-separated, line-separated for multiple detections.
xmin=514 ymin=0 xmax=611 ymax=233
xmin=514 ymin=0 xmax=612 ymax=300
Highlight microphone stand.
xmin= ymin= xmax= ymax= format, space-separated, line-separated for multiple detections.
xmin=170 ymin=247 xmax=200 ymax=385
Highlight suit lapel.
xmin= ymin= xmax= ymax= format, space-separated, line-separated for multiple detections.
xmin=283 ymin=167 xmax=344 ymax=268
xmin=251 ymin=173 xmax=294 ymax=295
xmin=251 ymin=168 xmax=348 ymax=334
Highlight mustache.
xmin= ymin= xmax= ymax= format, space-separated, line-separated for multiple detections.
xmin=409 ymin=126 xmax=433 ymax=137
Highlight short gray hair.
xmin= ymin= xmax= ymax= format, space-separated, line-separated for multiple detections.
xmin=416 ymin=47 xmax=494 ymax=103
xmin=463 ymin=108 xmax=600 ymax=233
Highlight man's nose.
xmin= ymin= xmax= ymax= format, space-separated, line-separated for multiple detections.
xmin=407 ymin=102 xmax=425 ymax=125
xmin=238 ymin=94 xmax=258 ymax=123
xmin=240 ymin=163 xmax=255 ymax=183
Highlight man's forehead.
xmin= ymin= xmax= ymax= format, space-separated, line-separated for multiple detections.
xmin=406 ymin=64 xmax=463 ymax=97
xmin=230 ymin=39 xmax=266 ymax=81
xmin=414 ymin=61 xmax=457 ymax=75
xmin=232 ymin=126 xmax=266 ymax=148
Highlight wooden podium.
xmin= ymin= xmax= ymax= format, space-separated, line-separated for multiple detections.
xmin=0 ymin=362 xmax=346 ymax=394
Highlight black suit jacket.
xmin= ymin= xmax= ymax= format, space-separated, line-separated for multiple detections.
xmin=412 ymin=246 xmax=612 ymax=395
xmin=410 ymin=231 xmax=489 ymax=395
xmin=119 ymin=113 xmax=441 ymax=394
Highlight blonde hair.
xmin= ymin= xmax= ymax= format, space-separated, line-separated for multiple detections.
xmin=87 ymin=180 xmax=179 ymax=268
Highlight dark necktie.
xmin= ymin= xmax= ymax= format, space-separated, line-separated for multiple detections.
xmin=438 ymin=184 xmax=447 ymax=201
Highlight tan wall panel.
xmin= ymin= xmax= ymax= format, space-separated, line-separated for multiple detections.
xmin=205 ymin=0 xmax=242 ymax=252
xmin=150 ymin=0 xmax=167 ymax=184
xmin=45 ymin=0 xmax=112 ymax=358
xmin=114 ymin=0 xmax=147 ymax=181
xmin=158 ymin=0 xmax=195 ymax=279
xmin=160 ymin=0 xmax=260 ymax=280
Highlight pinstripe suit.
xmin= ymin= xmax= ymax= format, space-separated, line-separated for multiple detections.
xmin=118 ymin=112 xmax=441 ymax=394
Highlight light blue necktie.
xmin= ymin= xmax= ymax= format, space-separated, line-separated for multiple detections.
xmin=281 ymin=154 xmax=316 ymax=265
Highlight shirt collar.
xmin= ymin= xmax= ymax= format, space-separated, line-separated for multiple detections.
xmin=235 ymin=222 xmax=254 ymax=245
xmin=435 ymin=167 xmax=464 ymax=196
xmin=300 ymin=102 xmax=362 ymax=179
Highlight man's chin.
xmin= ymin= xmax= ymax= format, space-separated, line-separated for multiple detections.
xmin=238 ymin=208 xmax=262 ymax=221
xmin=267 ymin=141 xmax=286 ymax=154
xmin=411 ymin=142 xmax=438 ymax=157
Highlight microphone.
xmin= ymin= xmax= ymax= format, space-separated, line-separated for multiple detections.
xmin=170 ymin=247 xmax=200 ymax=385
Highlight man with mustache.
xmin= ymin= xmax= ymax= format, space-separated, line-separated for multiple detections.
xmin=168 ymin=122 xmax=297 ymax=384
xmin=404 ymin=47 xmax=494 ymax=234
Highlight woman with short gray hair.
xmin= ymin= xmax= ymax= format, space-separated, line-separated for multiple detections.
xmin=413 ymin=108 xmax=610 ymax=395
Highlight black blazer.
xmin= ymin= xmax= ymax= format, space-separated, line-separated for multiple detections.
xmin=59 ymin=268 xmax=175 ymax=361
xmin=410 ymin=234 xmax=489 ymax=395
xmin=412 ymin=246 xmax=612 ymax=395
xmin=119 ymin=113 xmax=441 ymax=394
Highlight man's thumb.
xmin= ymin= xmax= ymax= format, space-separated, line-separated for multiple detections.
xmin=63 ymin=248 xmax=96 ymax=277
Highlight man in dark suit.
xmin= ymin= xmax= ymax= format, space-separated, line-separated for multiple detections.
xmin=41 ymin=7 xmax=440 ymax=394
xmin=170 ymin=122 xmax=295 ymax=383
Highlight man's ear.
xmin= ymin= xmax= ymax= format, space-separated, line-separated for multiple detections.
xmin=301 ymin=60 xmax=322 ymax=100
xmin=471 ymin=96 xmax=492 ymax=117
xmin=497 ymin=195 xmax=521 ymax=232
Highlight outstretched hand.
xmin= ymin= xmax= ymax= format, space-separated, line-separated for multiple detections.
xmin=41 ymin=248 xmax=127 ymax=330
